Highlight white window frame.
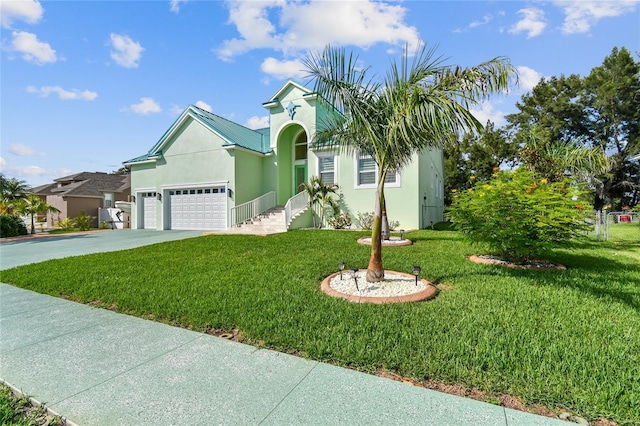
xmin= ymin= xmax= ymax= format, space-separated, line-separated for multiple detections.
xmin=317 ymin=154 xmax=337 ymax=186
xmin=354 ymin=153 xmax=401 ymax=189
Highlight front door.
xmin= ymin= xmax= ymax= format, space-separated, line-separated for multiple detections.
xmin=294 ymin=164 xmax=307 ymax=194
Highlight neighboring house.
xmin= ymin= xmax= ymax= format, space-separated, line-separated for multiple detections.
xmin=124 ymin=80 xmax=444 ymax=231
xmin=32 ymin=172 xmax=131 ymax=227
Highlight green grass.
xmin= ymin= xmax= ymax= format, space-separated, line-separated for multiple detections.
xmin=0 ymin=383 xmax=62 ymax=426
xmin=1 ymin=230 xmax=639 ymax=424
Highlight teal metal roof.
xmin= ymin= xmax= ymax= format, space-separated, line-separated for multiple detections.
xmin=124 ymin=105 xmax=271 ymax=165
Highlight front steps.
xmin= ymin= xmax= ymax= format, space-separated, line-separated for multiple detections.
xmin=225 ymin=206 xmax=288 ymax=235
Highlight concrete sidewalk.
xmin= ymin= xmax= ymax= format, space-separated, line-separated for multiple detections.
xmin=0 ymin=230 xmax=566 ymax=425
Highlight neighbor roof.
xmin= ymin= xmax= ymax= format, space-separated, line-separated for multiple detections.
xmin=124 ymin=105 xmax=271 ymax=165
xmin=33 ymin=173 xmax=130 ymax=198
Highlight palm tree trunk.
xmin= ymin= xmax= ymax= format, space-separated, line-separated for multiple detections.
xmin=366 ymin=180 xmax=385 ymax=282
xmin=30 ymin=213 xmax=36 ymax=234
xmin=381 ymin=197 xmax=390 ymax=240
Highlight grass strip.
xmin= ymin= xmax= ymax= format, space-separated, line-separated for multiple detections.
xmin=1 ymin=230 xmax=639 ymax=424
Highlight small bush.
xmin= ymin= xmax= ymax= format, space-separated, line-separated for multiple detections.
xmin=447 ymin=168 xmax=593 ymax=262
xmin=328 ymin=212 xmax=352 ymax=229
xmin=388 ymin=220 xmax=400 ymax=231
xmin=56 ymin=217 xmax=75 ymax=230
xmin=355 ymin=211 xmax=374 ymax=230
xmin=0 ymin=214 xmax=28 ymax=238
xmin=73 ymin=210 xmax=94 ymax=231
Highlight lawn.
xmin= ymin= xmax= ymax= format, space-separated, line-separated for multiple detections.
xmin=1 ymin=229 xmax=639 ymax=425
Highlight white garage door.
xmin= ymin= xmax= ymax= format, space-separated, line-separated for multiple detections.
xmin=169 ymin=187 xmax=227 ymax=231
xmin=142 ymin=192 xmax=157 ymax=229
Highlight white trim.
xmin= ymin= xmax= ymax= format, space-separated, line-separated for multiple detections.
xmin=159 ymin=181 xmax=229 ymax=191
xmin=264 ymin=80 xmax=311 ymax=106
xmin=273 ymin=120 xmax=311 ymax=149
xmin=353 ymin=153 xmax=401 ymax=189
xmin=123 ymin=159 xmax=156 ymax=166
xmin=222 ymin=144 xmax=273 ymax=156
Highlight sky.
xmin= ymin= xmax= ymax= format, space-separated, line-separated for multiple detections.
xmin=1 ymin=0 xmax=638 ymax=188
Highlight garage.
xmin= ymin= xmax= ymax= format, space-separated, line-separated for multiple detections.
xmin=169 ymin=187 xmax=227 ymax=230
xmin=142 ymin=192 xmax=157 ymax=229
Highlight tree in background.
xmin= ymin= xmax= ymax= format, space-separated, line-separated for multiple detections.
xmin=507 ymin=47 xmax=639 ymax=210
xmin=15 ymin=194 xmax=60 ymax=234
xmin=0 ymin=174 xmax=31 ymax=214
xmin=582 ymin=47 xmax=640 ymax=210
xmin=305 ymin=43 xmax=515 ymax=281
xmin=444 ymin=122 xmax=517 ymax=205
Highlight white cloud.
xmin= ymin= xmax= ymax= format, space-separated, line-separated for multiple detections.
xmin=10 ymin=30 xmax=56 ymax=64
xmin=260 ymin=57 xmax=306 ymax=80
xmin=9 ymin=143 xmax=45 ymax=156
xmin=109 ymin=33 xmax=144 ymax=68
xmin=170 ymin=0 xmax=188 ymax=13
xmin=516 ymin=66 xmax=543 ymax=92
xmin=470 ymin=101 xmax=506 ymax=127
xmin=195 ymin=100 xmax=212 ymax=112
xmin=0 ymin=0 xmax=43 ymax=28
xmin=469 ymin=14 xmax=493 ymax=29
xmin=0 ymin=156 xmax=71 ymax=179
xmin=509 ymin=7 xmax=547 ymax=38
xmin=245 ymin=116 xmax=269 ymax=129
xmin=124 ymin=97 xmax=161 ymax=115
xmin=217 ymin=0 xmax=420 ymax=61
xmin=553 ymin=0 xmax=639 ymax=34
xmin=26 ymin=85 xmax=98 ymax=100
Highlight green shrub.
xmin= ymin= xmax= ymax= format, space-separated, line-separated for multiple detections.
xmin=56 ymin=217 xmax=75 ymax=230
xmin=0 ymin=214 xmax=28 ymax=238
xmin=447 ymin=168 xmax=593 ymax=262
xmin=73 ymin=210 xmax=94 ymax=231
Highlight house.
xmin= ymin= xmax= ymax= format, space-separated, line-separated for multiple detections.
xmin=32 ymin=172 xmax=131 ymax=227
xmin=124 ymin=80 xmax=444 ymax=232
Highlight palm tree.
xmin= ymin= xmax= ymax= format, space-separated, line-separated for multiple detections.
xmin=304 ymin=43 xmax=516 ymax=282
xmin=519 ymin=127 xmax=610 ymax=183
xmin=15 ymin=194 xmax=60 ymax=234
xmin=0 ymin=175 xmax=31 ymax=214
xmin=298 ymin=176 xmax=339 ymax=228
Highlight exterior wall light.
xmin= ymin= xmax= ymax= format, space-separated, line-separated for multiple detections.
xmin=412 ymin=265 xmax=421 ymax=286
xmin=131 ymin=195 xmax=136 ymax=203
xmin=157 ymin=193 xmax=162 ymax=201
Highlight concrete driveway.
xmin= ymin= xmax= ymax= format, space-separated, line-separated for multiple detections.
xmin=0 ymin=229 xmax=202 ymax=270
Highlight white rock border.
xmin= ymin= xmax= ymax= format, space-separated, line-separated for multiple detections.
xmin=321 ymin=270 xmax=438 ymax=304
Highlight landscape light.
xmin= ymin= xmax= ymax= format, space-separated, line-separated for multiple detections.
xmin=412 ymin=265 xmax=421 ymax=286
xmin=338 ymin=261 xmax=345 ymax=279
xmin=350 ymin=268 xmax=359 ymax=291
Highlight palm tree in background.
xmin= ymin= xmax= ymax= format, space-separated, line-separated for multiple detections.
xmin=0 ymin=174 xmax=31 ymax=214
xmin=304 ymin=43 xmax=516 ymax=282
xmin=15 ymin=194 xmax=60 ymax=234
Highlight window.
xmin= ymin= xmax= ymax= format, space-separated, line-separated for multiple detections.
xmin=294 ymin=132 xmax=307 ymax=161
xmin=318 ymin=156 xmax=336 ymax=185
xmin=355 ymin=154 xmax=398 ymax=188
xmin=104 ymin=193 xmax=113 ymax=208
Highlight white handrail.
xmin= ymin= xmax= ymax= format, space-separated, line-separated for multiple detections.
xmin=230 ymin=191 xmax=276 ymax=227
xmin=284 ymin=191 xmax=309 ymax=227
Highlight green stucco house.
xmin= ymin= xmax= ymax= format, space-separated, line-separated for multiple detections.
xmin=124 ymin=80 xmax=444 ymax=231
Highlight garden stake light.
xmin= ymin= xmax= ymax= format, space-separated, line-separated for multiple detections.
xmin=400 ymin=229 xmax=405 ymax=240
xmin=350 ymin=268 xmax=359 ymax=291
xmin=412 ymin=265 xmax=421 ymax=286
xmin=338 ymin=261 xmax=345 ymax=279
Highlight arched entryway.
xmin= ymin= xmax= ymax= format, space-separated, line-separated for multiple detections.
xmin=276 ymin=124 xmax=308 ymax=205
